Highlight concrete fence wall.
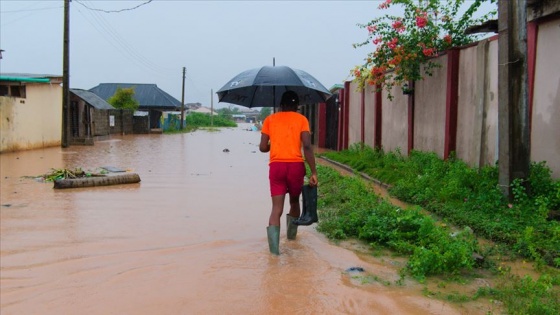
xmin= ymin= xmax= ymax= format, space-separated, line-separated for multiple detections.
xmin=331 ymin=15 xmax=560 ymax=178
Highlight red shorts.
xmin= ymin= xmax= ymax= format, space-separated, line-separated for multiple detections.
xmin=269 ymin=162 xmax=305 ymax=196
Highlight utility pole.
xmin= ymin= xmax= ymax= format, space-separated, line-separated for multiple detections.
xmin=210 ymin=89 xmax=214 ymax=127
xmin=181 ymin=67 xmax=186 ymax=129
xmin=62 ymin=0 xmax=70 ymax=147
xmin=497 ymin=0 xmax=530 ymax=199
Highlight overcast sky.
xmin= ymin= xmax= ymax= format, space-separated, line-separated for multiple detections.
xmin=0 ymin=0 xmax=495 ymax=108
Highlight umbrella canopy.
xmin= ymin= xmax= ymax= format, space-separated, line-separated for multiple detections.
xmin=216 ymin=66 xmax=332 ymax=108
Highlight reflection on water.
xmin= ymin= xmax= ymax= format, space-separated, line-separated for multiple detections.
xmin=1 ymin=124 xmax=475 ymax=314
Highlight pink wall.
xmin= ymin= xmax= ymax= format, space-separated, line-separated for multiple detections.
xmin=337 ymin=15 xmax=559 ymax=178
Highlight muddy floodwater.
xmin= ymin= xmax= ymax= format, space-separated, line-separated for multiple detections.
xmin=1 ymin=124 xmax=485 ymax=314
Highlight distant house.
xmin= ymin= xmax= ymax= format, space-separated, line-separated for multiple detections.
xmin=235 ymin=107 xmax=260 ymax=123
xmin=0 ymin=73 xmax=63 ymax=152
xmin=69 ymin=89 xmax=134 ymax=143
xmin=231 ymin=114 xmax=247 ymax=122
xmin=188 ymin=106 xmax=218 ymax=116
xmin=89 ymin=83 xmax=181 ymax=130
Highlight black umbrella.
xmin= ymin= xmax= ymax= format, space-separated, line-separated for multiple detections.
xmin=216 ymin=65 xmax=332 ymax=108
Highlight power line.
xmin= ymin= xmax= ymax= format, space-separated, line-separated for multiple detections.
xmin=74 ymin=2 xmax=176 ymax=77
xmin=73 ymin=0 xmax=153 ymax=13
xmin=1 ymin=6 xmax=63 ymax=13
xmin=0 ymin=2 xmax=63 ymax=26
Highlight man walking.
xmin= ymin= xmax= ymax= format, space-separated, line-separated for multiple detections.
xmin=259 ymin=90 xmax=318 ymax=255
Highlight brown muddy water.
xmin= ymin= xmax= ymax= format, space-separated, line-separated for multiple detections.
xmin=1 ymin=124 xmax=489 ymax=314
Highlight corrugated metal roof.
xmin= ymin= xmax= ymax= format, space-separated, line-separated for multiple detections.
xmin=0 ymin=72 xmax=62 ymax=79
xmin=70 ymin=88 xmax=114 ymax=110
xmin=89 ymin=83 xmax=181 ymax=110
xmin=0 ymin=73 xmax=63 ymax=83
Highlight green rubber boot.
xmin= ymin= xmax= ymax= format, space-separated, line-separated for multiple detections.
xmin=286 ymin=215 xmax=298 ymax=240
xmin=267 ymin=225 xmax=280 ymax=255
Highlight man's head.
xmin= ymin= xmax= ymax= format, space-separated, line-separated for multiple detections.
xmin=280 ymin=91 xmax=299 ymax=111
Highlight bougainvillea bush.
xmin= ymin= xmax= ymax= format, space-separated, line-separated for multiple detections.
xmin=352 ymin=0 xmax=496 ymax=99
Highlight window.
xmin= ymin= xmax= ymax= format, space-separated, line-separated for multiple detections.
xmin=0 ymin=84 xmax=26 ymax=98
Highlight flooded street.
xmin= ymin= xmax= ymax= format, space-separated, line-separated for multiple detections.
xmin=1 ymin=124 xmax=480 ymax=314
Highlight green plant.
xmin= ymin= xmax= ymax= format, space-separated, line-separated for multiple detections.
xmin=186 ymin=112 xmax=237 ymax=128
xmin=494 ymin=273 xmax=560 ymax=315
xmin=352 ymin=0 xmax=496 ymax=99
xmin=317 ymin=145 xmax=559 ymax=312
xmin=108 ymin=87 xmax=139 ymax=111
xmin=320 ymin=145 xmax=560 ymax=267
xmin=316 ymin=165 xmax=480 ymax=280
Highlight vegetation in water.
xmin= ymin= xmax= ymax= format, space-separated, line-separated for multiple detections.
xmin=26 ymin=167 xmax=109 ymax=182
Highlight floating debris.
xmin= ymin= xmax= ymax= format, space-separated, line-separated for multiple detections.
xmin=101 ymin=166 xmax=127 ymax=173
xmin=345 ymin=267 xmax=365 ymax=273
xmin=54 ymin=173 xmax=141 ymax=189
xmin=24 ymin=168 xmax=108 ymax=183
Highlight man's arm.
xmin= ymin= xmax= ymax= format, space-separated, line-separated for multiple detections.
xmin=259 ymin=133 xmax=270 ymax=153
xmin=301 ymin=131 xmax=318 ymax=186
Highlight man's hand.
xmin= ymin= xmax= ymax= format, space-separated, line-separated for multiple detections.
xmin=259 ymin=133 xmax=270 ymax=153
xmin=308 ymin=173 xmax=318 ymax=187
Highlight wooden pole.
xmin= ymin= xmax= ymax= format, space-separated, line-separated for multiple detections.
xmin=181 ymin=67 xmax=186 ymax=129
xmin=62 ymin=0 xmax=70 ymax=147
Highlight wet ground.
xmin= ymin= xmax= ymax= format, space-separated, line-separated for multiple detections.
xmin=1 ymin=124 xmax=490 ymax=314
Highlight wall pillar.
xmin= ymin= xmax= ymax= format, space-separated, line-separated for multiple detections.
xmin=444 ymin=49 xmax=460 ymax=159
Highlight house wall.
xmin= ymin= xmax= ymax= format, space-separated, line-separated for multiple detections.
xmin=69 ymin=96 xmax=103 ymax=139
xmin=108 ymin=109 xmax=134 ymax=135
xmin=133 ymin=115 xmax=150 ymax=134
xmin=91 ymin=109 xmax=110 ymax=136
xmin=0 ymin=83 xmax=62 ymax=152
xmin=531 ymin=18 xmax=560 ymax=177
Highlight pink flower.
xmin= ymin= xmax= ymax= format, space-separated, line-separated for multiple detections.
xmin=367 ymin=25 xmax=377 ymax=33
xmin=387 ymin=37 xmax=398 ymax=50
xmin=378 ymin=0 xmax=392 ymax=9
xmin=371 ymin=66 xmax=386 ymax=77
xmin=422 ymin=47 xmax=435 ymax=56
xmin=416 ymin=15 xmax=428 ymax=28
xmin=354 ymin=69 xmax=361 ymax=77
xmin=392 ymin=20 xmax=405 ymax=33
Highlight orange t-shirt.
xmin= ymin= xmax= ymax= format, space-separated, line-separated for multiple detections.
xmin=261 ymin=111 xmax=310 ymax=163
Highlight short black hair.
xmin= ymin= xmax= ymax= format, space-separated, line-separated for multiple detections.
xmin=280 ymin=91 xmax=299 ymax=107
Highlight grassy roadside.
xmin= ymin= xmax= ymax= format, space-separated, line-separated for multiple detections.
xmin=315 ymin=145 xmax=559 ymax=314
xmin=164 ymin=113 xmax=237 ymax=134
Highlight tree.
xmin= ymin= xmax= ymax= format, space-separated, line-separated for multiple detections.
xmin=352 ymin=0 xmax=496 ymax=99
xmin=259 ymin=107 xmax=271 ymax=122
xmin=108 ymin=87 xmax=140 ymax=111
xmin=216 ymin=105 xmax=242 ymax=121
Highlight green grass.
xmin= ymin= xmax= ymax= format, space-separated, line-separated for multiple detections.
xmin=164 ymin=113 xmax=237 ymax=133
xmin=319 ymin=145 xmax=560 ymax=268
xmin=317 ymin=144 xmax=560 ymax=313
